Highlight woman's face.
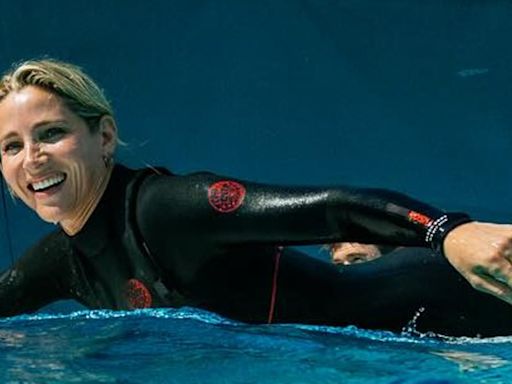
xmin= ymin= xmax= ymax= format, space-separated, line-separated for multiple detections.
xmin=0 ymin=85 xmax=107 ymax=224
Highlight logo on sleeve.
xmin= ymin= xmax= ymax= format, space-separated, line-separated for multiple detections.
xmin=407 ymin=211 xmax=432 ymax=227
xmin=208 ymin=180 xmax=246 ymax=213
xmin=126 ymin=278 xmax=152 ymax=309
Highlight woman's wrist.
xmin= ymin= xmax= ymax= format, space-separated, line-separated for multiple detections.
xmin=428 ymin=213 xmax=473 ymax=254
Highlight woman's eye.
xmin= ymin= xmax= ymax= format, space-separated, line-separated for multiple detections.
xmin=2 ymin=142 xmax=22 ymax=155
xmin=40 ymin=127 xmax=66 ymax=142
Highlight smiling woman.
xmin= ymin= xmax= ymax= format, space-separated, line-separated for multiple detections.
xmin=1 ymin=59 xmax=512 ymax=336
xmin=0 ymin=62 xmax=116 ymax=233
xmin=0 ymin=87 xmax=113 ymax=232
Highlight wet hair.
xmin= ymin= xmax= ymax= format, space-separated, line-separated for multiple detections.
xmin=0 ymin=58 xmax=114 ymax=133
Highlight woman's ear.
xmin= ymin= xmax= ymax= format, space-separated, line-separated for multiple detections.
xmin=98 ymin=115 xmax=118 ymax=155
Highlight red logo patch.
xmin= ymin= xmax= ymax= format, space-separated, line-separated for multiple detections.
xmin=208 ymin=181 xmax=246 ymax=213
xmin=126 ymin=278 xmax=152 ymax=309
xmin=408 ymin=211 xmax=432 ymax=227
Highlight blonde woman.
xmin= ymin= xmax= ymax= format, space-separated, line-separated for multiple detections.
xmin=1 ymin=59 xmax=512 ymax=336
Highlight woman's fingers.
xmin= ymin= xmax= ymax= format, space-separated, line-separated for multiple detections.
xmin=469 ymin=272 xmax=512 ymax=305
xmin=484 ymin=236 xmax=512 ymax=292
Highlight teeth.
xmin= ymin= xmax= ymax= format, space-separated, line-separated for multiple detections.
xmin=32 ymin=174 xmax=65 ymax=191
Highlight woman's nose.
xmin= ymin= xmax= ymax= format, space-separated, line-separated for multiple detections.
xmin=22 ymin=143 xmax=45 ymax=171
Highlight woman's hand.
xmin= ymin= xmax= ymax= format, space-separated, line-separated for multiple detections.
xmin=443 ymin=222 xmax=512 ymax=304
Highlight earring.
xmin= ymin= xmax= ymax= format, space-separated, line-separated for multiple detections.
xmin=103 ymin=154 xmax=113 ymax=168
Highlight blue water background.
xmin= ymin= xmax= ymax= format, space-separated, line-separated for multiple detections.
xmin=0 ymin=1 xmax=512 ymax=382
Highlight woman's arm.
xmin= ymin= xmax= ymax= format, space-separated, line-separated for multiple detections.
xmin=137 ymin=172 xmax=467 ymax=250
xmin=136 ymin=171 xmax=512 ymax=306
xmin=0 ymin=230 xmax=71 ymax=317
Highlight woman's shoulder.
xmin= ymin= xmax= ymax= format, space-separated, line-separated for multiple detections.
xmin=130 ymin=165 xmax=229 ymax=227
xmin=134 ymin=165 xmax=222 ymax=195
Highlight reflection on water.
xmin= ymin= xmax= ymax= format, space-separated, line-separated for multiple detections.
xmin=431 ymin=350 xmax=508 ymax=372
xmin=0 ymin=318 xmax=126 ymax=383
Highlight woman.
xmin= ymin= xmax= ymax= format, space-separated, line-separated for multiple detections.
xmin=1 ymin=59 xmax=512 ymax=336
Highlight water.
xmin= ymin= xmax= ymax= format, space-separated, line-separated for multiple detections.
xmin=1 ymin=308 xmax=511 ymax=383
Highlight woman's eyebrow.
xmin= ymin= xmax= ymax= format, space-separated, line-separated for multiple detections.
xmin=0 ymin=131 xmax=18 ymax=143
xmin=32 ymin=119 xmax=67 ymax=129
xmin=0 ymin=119 xmax=68 ymax=143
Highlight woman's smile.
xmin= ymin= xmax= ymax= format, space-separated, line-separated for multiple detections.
xmin=29 ymin=172 xmax=67 ymax=198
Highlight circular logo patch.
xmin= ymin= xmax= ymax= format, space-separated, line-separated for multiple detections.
xmin=126 ymin=278 xmax=152 ymax=309
xmin=208 ymin=180 xmax=246 ymax=213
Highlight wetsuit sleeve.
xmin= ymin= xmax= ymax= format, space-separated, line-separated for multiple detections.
xmin=136 ymin=172 xmax=470 ymax=251
xmin=0 ymin=230 xmax=71 ymax=317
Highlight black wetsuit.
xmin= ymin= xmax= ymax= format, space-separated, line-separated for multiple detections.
xmin=1 ymin=164 xmax=511 ymax=337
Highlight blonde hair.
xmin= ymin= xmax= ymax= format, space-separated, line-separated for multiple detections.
xmin=0 ymin=58 xmax=114 ymax=133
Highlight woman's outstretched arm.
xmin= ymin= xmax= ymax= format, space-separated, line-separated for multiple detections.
xmin=135 ymin=171 xmax=512 ymax=306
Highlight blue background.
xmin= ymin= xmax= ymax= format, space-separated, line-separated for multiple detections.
xmin=1 ymin=0 xmax=511 ymax=268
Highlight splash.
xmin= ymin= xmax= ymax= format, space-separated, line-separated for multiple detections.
xmin=0 ymin=307 xmax=237 ymax=325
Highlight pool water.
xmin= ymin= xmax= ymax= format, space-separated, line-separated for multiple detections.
xmin=1 ymin=308 xmax=511 ymax=383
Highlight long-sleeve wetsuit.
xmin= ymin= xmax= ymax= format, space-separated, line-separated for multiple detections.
xmin=1 ymin=164 xmax=511 ymax=336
